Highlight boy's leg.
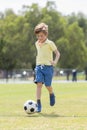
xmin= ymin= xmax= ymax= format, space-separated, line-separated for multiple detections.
xmin=46 ymin=86 xmax=55 ymax=106
xmin=36 ymin=83 xmax=42 ymax=112
xmin=34 ymin=66 xmax=44 ymax=112
xmin=44 ymin=66 xmax=55 ymax=106
xmin=36 ymin=83 xmax=42 ymax=99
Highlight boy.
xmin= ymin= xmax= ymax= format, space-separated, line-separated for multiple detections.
xmin=34 ymin=23 xmax=60 ymax=112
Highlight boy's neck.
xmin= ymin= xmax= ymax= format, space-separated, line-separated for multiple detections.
xmin=38 ymin=38 xmax=47 ymax=44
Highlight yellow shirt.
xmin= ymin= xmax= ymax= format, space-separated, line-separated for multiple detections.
xmin=35 ymin=39 xmax=57 ymax=65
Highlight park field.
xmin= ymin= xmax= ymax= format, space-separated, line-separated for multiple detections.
xmin=0 ymin=82 xmax=87 ymax=130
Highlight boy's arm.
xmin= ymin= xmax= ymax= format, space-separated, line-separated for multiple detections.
xmin=50 ymin=49 xmax=60 ymax=66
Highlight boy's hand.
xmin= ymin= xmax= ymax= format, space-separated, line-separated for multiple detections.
xmin=50 ymin=61 xmax=57 ymax=66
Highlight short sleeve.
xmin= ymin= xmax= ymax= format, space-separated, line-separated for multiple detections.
xmin=49 ymin=41 xmax=57 ymax=51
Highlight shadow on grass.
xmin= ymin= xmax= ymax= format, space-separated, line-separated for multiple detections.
xmin=26 ymin=112 xmax=87 ymax=118
xmin=38 ymin=113 xmax=87 ymax=118
xmin=39 ymin=112 xmax=59 ymax=117
xmin=25 ymin=112 xmax=59 ymax=118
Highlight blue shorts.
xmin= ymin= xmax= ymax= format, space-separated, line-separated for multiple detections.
xmin=34 ymin=65 xmax=54 ymax=86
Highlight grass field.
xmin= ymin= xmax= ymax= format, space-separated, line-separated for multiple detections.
xmin=0 ymin=82 xmax=87 ymax=130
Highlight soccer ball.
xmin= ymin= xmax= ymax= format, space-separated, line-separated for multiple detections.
xmin=24 ymin=100 xmax=37 ymax=114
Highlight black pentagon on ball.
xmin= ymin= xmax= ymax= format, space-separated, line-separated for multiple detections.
xmin=24 ymin=106 xmax=27 ymax=110
xmin=30 ymin=108 xmax=34 ymax=112
xmin=28 ymin=101 xmax=33 ymax=105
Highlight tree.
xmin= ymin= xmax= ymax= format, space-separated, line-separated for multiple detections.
xmin=0 ymin=2 xmax=87 ymax=72
xmin=77 ymin=13 xmax=87 ymax=47
xmin=56 ymin=37 xmax=70 ymax=68
xmin=66 ymin=22 xmax=87 ymax=69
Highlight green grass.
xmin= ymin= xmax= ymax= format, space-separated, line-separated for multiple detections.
xmin=0 ymin=82 xmax=87 ymax=130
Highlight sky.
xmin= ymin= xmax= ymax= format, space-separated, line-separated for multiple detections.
xmin=0 ymin=0 xmax=87 ymax=16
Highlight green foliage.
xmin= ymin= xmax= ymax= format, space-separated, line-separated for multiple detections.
xmin=0 ymin=1 xmax=87 ymax=71
xmin=66 ymin=22 xmax=87 ymax=69
xmin=56 ymin=37 xmax=70 ymax=68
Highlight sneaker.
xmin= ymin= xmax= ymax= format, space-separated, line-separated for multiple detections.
xmin=37 ymin=104 xmax=41 ymax=112
xmin=36 ymin=100 xmax=42 ymax=112
xmin=50 ymin=93 xmax=55 ymax=106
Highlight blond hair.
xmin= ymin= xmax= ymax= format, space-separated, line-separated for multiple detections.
xmin=34 ymin=23 xmax=48 ymax=34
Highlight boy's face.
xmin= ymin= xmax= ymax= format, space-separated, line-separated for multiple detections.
xmin=36 ymin=32 xmax=47 ymax=43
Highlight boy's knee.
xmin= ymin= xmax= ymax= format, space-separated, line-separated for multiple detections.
xmin=37 ymin=82 xmax=43 ymax=87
